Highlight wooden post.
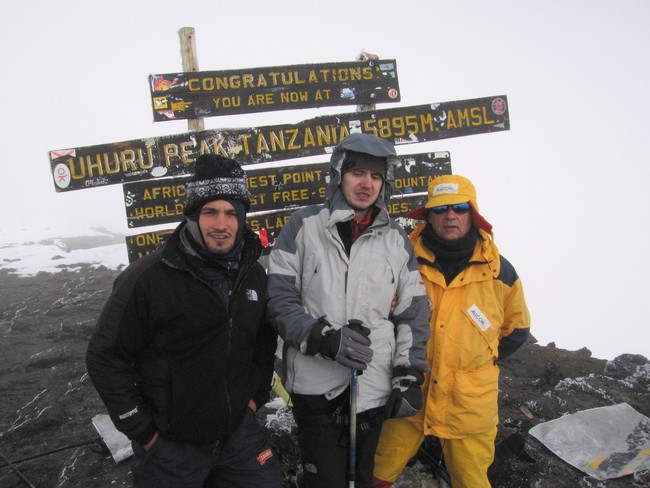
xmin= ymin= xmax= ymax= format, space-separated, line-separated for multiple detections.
xmin=178 ymin=27 xmax=204 ymax=132
xmin=356 ymin=49 xmax=379 ymax=113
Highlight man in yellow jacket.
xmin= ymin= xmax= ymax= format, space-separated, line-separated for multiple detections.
xmin=373 ymin=174 xmax=531 ymax=488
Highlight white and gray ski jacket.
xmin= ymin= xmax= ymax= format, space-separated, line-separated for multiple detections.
xmin=266 ymin=134 xmax=431 ymax=413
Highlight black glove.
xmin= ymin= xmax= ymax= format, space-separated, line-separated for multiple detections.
xmin=306 ymin=318 xmax=373 ymax=370
xmin=385 ymin=366 xmax=424 ymax=418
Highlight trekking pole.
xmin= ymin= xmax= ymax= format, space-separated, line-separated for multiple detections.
xmin=0 ymin=451 xmax=36 ymax=488
xmin=348 ymin=368 xmax=358 ymax=488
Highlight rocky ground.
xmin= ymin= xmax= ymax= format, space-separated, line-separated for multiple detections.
xmin=1 ymin=265 xmax=649 ymax=487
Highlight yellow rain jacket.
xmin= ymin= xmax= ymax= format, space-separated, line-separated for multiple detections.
xmin=409 ymin=224 xmax=531 ymax=439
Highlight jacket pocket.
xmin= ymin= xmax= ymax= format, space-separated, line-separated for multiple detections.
xmin=450 ymin=362 xmax=499 ymax=433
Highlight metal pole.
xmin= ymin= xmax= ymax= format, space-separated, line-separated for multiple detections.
xmin=0 ymin=438 xmax=99 ymax=468
xmin=348 ymin=368 xmax=358 ymax=487
xmin=0 ymin=451 xmax=36 ymax=488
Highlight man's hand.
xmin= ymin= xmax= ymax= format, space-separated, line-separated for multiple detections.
xmin=390 ymin=293 xmax=398 ymax=317
xmin=143 ymin=432 xmax=159 ymax=452
xmin=385 ymin=367 xmax=424 ymax=418
xmin=306 ymin=318 xmax=373 ymax=370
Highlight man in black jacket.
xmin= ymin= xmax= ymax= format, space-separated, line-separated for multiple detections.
xmin=86 ymin=154 xmax=282 ymax=488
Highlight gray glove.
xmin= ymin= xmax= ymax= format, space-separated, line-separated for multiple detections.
xmin=306 ymin=318 xmax=373 ymax=370
xmin=385 ymin=366 xmax=424 ymax=418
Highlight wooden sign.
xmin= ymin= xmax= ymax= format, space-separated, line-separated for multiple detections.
xmin=122 ymin=151 xmax=451 ymax=228
xmin=149 ymin=59 xmax=401 ymax=121
xmin=49 ymin=95 xmax=508 ymax=192
xmin=125 ymin=194 xmax=431 ymax=262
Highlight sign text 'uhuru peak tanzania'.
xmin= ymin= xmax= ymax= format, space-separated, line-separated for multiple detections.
xmin=49 ymin=95 xmax=508 ymax=192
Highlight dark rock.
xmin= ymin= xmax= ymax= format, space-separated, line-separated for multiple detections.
xmin=542 ymin=359 xmax=564 ymax=388
xmin=604 ymin=354 xmax=650 ymax=380
xmin=576 ymin=347 xmax=593 ymax=357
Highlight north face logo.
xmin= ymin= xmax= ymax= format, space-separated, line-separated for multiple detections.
xmin=246 ymin=289 xmax=259 ymax=301
xmin=257 ymin=449 xmax=273 ymax=465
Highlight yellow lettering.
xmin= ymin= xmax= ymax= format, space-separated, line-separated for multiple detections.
xmin=67 ymin=157 xmax=85 ymax=180
xmin=104 ymin=152 xmax=121 ymax=174
xmin=457 ymin=109 xmax=470 ymax=128
xmin=241 ymin=74 xmax=254 ymax=88
xmin=303 ymin=128 xmax=316 ymax=148
xmin=135 ymin=233 xmax=164 ymax=247
xmin=256 ymin=133 xmax=270 ymax=153
xmin=268 ymin=72 xmax=280 ymax=85
xmin=215 ymin=76 xmax=229 ymax=90
xmin=249 ymin=193 xmax=267 ymax=207
xmin=314 ymin=89 xmax=331 ymax=101
xmin=247 ymin=214 xmax=291 ymax=232
xmin=280 ymin=91 xmax=308 ymax=103
xmin=387 ymin=202 xmax=410 ymax=214
xmin=394 ymin=176 xmax=428 ymax=190
xmin=316 ymin=125 xmax=332 ymax=146
xmin=282 ymin=171 xmax=316 ymax=184
xmin=163 ymin=144 xmax=179 ymax=166
xmin=179 ymin=141 xmax=195 ymax=165
xmin=198 ymin=137 xmax=227 ymax=157
xmin=447 ymin=111 xmax=457 ymax=129
xmin=239 ymin=134 xmax=252 ymax=155
xmin=269 ymin=130 xmax=285 ymax=151
xmin=272 ymin=188 xmax=309 ymax=203
xmin=319 ymin=69 xmax=330 ymax=82
xmin=420 ymin=113 xmax=434 ymax=133
xmin=188 ymin=78 xmax=200 ymax=91
xmin=88 ymin=154 xmax=104 ymax=177
xmin=248 ymin=93 xmax=274 ymax=106
xmin=229 ymin=75 xmax=241 ymax=89
xmin=214 ymin=96 xmax=241 ymax=109
xmin=482 ymin=106 xmax=495 ymax=125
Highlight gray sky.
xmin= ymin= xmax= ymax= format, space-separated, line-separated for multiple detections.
xmin=2 ymin=0 xmax=649 ymax=360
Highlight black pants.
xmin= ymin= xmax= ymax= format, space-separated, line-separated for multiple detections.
xmin=130 ymin=408 xmax=282 ymax=488
xmin=292 ymin=391 xmax=385 ymax=488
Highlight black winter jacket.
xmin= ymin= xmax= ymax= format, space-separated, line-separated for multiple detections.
xmin=86 ymin=223 xmax=277 ymax=446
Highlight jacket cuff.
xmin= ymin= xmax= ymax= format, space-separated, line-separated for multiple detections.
xmin=252 ymin=388 xmax=270 ymax=410
xmin=392 ymin=365 xmax=425 ymax=385
xmin=305 ymin=317 xmax=330 ymax=356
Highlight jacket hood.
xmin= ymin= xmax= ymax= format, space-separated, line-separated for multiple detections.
xmin=326 ymin=133 xmax=401 ymax=210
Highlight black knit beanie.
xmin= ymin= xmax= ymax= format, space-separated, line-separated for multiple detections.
xmin=183 ymin=154 xmax=251 ymax=216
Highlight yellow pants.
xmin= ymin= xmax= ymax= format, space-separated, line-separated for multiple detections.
xmin=373 ymin=418 xmax=497 ymax=488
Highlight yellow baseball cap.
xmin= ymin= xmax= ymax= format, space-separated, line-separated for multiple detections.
xmin=406 ymin=174 xmax=493 ymax=234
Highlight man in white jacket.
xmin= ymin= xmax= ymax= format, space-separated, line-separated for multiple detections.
xmin=266 ymin=133 xmax=431 ymax=488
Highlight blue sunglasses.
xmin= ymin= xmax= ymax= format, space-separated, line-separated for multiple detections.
xmin=431 ymin=202 xmax=471 ymax=215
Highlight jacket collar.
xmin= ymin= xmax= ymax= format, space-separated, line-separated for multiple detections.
xmin=412 ymin=224 xmax=500 ymax=278
xmin=326 ymin=186 xmax=390 ymax=230
xmin=162 ymin=220 xmax=262 ymax=273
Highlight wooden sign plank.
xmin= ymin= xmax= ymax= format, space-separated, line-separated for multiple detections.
xmin=150 ymin=59 xmax=401 ymax=120
xmin=125 ymin=193 xmax=432 ymax=262
xmin=122 ymin=152 xmax=451 ymax=228
xmin=49 ymin=95 xmax=508 ymax=192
